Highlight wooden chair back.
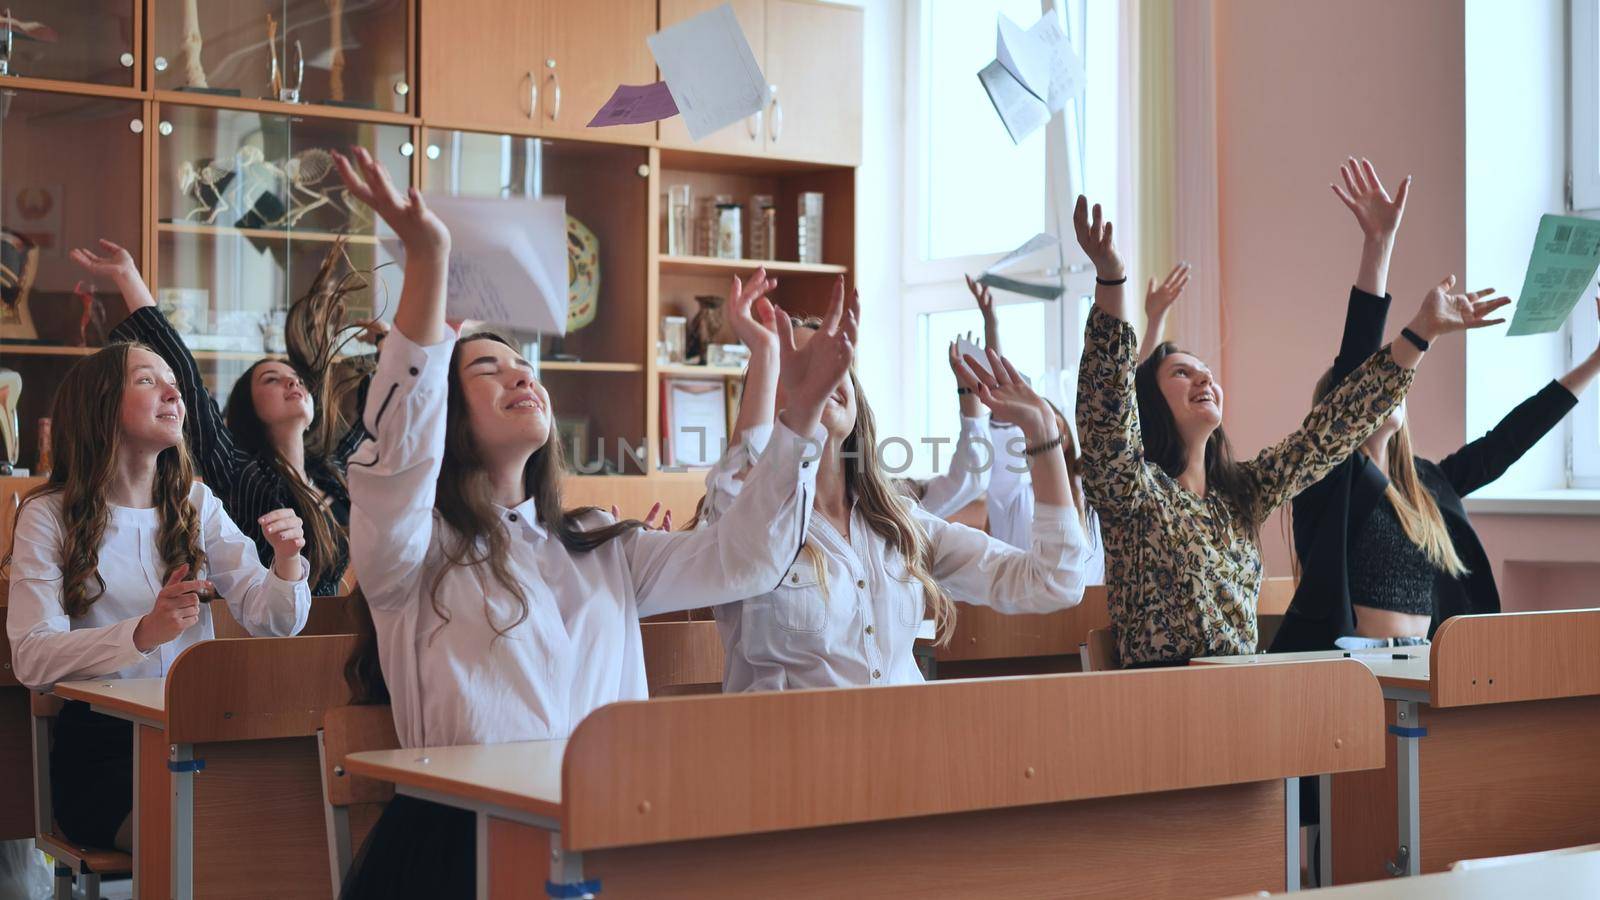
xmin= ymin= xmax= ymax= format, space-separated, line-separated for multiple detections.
xmin=642 ymin=621 xmax=724 ymax=696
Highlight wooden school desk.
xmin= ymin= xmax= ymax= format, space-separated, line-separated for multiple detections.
xmin=52 ymin=634 xmax=357 ymax=899
xmin=1229 ymin=846 xmax=1600 ymax=899
xmin=346 ymin=661 xmax=1386 ymax=899
xmin=1193 ymin=608 xmax=1600 ymax=883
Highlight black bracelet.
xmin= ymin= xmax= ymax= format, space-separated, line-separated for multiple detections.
xmin=1095 ymin=274 xmax=1128 ymax=286
xmin=956 ymin=387 xmax=972 ymax=396
xmin=1400 ymin=327 xmax=1431 ymax=352
xmin=1025 ymin=435 xmax=1065 ymax=456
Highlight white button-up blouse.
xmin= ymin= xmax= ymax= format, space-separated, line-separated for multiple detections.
xmin=701 ymin=423 xmax=1092 ymax=692
xmin=7 ymin=483 xmax=311 ymax=689
xmin=346 ymin=330 xmax=821 ymax=749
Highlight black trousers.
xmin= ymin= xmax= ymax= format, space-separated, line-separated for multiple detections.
xmin=51 ymin=701 xmax=133 ymax=849
xmin=341 ymin=794 xmax=475 ymax=899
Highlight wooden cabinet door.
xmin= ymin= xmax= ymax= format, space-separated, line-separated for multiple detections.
xmin=420 ymin=0 xmax=542 ymax=132
xmin=764 ymin=0 xmax=863 ymax=166
xmin=538 ymin=0 xmax=658 ymax=141
xmin=656 ymin=0 xmax=768 ymax=156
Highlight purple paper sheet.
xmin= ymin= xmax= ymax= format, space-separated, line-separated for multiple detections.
xmin=587 ymin=81 xmax=681 ymax=128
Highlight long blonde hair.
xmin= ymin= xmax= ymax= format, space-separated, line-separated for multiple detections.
xmin=1311 ymin=368 xmax=1466 ymax=578
xmin=3 ymin=343 xmax=206 ymax=616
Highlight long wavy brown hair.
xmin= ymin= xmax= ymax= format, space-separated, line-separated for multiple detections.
xmin=4 ymin=343 xmax=206 ymax=616
xmin=344 ymin=332 xmax=645 ymax=703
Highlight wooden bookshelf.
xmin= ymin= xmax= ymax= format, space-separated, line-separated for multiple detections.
xmin=659 ymin=255 xmax=847 ymax=277
xmin=156 ymin=222 xmax=382 ymax=245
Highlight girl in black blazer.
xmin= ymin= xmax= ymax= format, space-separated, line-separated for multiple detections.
xmin=1273 ymin=159 xmax=1600 ymax=653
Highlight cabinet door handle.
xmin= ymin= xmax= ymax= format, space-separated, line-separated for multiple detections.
xmin=524 ymin=71 xmax=538 ymax=120
xmin=546 ymin=67 xmax=561 ymax=122
xmin=767 ymin=85 xmax=782 ymax=143
xmin=746 ymin=109 xmax=762 ymax=142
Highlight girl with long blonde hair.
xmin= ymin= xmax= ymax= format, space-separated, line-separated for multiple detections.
xmin=1274 ymin=158 xmax=1600 ymax=651
xmin=5 ymin=343 xmax=310 ymax=851
xmin=699 ymin=276 xmax=1090 ymax=691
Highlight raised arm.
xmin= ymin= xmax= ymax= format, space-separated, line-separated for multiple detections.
xmin=954 ymin=346 xmax=1072 ymax=512
xmin=1244 ymin=277 xmax=1511 ymax=519
xmin=333 ymin=148 xmax=453 ymax=606
xmin=1072 ymin=196 xmax=1150 ymax=514
xmin=1326 ymin=158 xmax=1412 ymax=387
xmin=726 ymin=268 xmax=780 ymax=440
xmin=631 ymin=282 xmax=857 ymax=614
xmin=1138 ymin=263 xmax=1191 ymax=360
xmin=79 ymin=240 xmax=248 ymax=491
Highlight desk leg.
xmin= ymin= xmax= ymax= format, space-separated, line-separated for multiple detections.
xmin=548 ymin=832 xmax=591 ymax=899
xmin=1388 ymin=701 xmax=1423 ymax=877
xmin=169 ymin=742 xmax=196 ymax=900
xmin=479 ymin=815 xmax=593 ymax=900
xmin=1284 ymin=777 xmax=1300 ymax=892
xmin=1318 ymin=774 xmax=1333 ymax=886
xmin=134 ymin=725 xmax=171 ymax=900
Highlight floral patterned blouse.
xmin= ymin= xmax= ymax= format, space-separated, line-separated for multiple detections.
xmin=1075 ymin=307 xmax=1416 ymax=664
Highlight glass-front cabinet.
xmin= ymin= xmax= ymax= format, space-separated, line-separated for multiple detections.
xmin=152 ymin=0 xmax=411 ymax=113
xmin=0 ymin=89 xmax=145 ymax=472
xmin=423 ymin=129 xmax=649 ymax=474
xmin=0 ymin=2 xmax=139 ymax=87
xmin=153 ymin=103 xmax=409 ymax=400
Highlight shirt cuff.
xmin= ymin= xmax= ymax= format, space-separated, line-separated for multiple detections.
xmin=269 ymin=554 xmax=311 ymax=585
xmin=740 ymin=422 xmax=776 ymax=458
xmin=764 ymin=419 xmax=826 ymax=487
xmin=374 ymin=327 xmax=457 ymax=387
xmin=111 ymin=616 xmax=155 ymax=667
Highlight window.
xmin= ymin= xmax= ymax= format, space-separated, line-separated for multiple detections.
xmin=1572 ymin=0 xmax=1600 ymax=211
xmin=1570 ymin=299 xmax=1600 ymax=486
xmin=900 ymin=0 xmax=1126 ymax=475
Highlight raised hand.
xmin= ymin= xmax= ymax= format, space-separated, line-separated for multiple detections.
xmin=1407 ymin=276 xmax=1510 ymax=340
xmin=331 ymin=147 xmax=448 ymax=257
xmin=133 ymin=564 xmax=211 ymax=652
xmin=612 ymin=502 xmax=673 ymax=531
xmin=1145 ymin=263 xmax=1192 ymax=320
xmin=1331 ymin=157 xmax=1410 ymax=243
xmin=69 ymin=239 xmax=140 ymax=285
xmin=952 ymin=347 xmax=1053 ymax=444
xmin=728 ymin=268 xmax=780 ymax=363
xmin=258 ymin=508 xmax=307 ymax=580
xmin=1072 ymin=195 xmax=1124 ymax=279
xmin=964 ymin=275 xmax=1000 ymax=352
xmin=773 ymin=275 xmax=859 ymax=432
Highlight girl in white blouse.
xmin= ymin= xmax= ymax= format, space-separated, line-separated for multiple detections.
xmin=329 ymin=149 xmax=850 ymax=899
xmin=701 ymin=279 xmax=1092 ymax=692
xmin=6 ymin=343 xmax=311 ymax=851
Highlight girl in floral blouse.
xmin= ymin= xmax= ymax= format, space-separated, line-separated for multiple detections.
xmin=1070 ymin=195 xmax=1510 ymax=666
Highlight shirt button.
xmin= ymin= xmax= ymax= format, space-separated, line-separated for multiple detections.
xmin=802 ymin=461 xmax=811 ymax=468
xmin=508 ymin=513 xmax=519 ymax=522
xmin=409 ymin=366 xmax=419 ymax=376
xmin=872 ymin=669 xmax=882 ymax=679
xmin=865 ymin=625 xmax=874 ymax=635
xmin=856 ymin=579 xmax=866 ymax=589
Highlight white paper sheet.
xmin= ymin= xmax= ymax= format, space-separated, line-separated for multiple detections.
xmin=1028 ymin=14 xmax=1084 ymax=112
xmin=986 ymin=232 xmax=1059 ymax=274
xmin=996 ymin=14 xmax=1050 ymax=101
xmin=388 ymin=194 xmax=568 ymax=334
xmin=977 ymin=59 xmax=1049 ymax=145
xmin=956 ymin=337 xmax=993 ymax=377
xmin=647 ymin=4 xmax=768 ymax=141
xmin=978 ymin=233 xmax=1064 ymax=300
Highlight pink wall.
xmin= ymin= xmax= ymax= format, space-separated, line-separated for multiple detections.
xmin=1211 ymin=0 xmax=1600 ymax=610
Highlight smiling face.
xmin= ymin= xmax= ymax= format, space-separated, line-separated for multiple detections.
xmin=456 ymin=337 xmax=551 ymax=460
xmin=119 ymin=347 xmax=186 ymax=451
xmin=248 ymin=360 xmax=315 ymax=430
xmin=1156 ymin=351 xmax=1223 ymax=441
xmin=775 ymin=325 xmax=857 ymax=440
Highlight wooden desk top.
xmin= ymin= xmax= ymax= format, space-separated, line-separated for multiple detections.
xmin=1234 ymin=848 xmax=1600 ymax=898
xmin=344 ymin=740 xmax=567 ymax=821
xmin=1190 ymin=648 xmax=1430 ymax=695
xmin=54 ymin=677 xmax=167 ymax=725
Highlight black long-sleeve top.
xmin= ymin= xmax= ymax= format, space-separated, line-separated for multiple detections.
xmin=1270 ymin=288 xmax=1577 ymax=651
xmin=110 ymin=306 xmax=366 ymax=596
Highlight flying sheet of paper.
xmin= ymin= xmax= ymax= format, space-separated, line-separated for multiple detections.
xmin=1506 ymin=214 xmax=1600 ymax=336
xmin=647 ymin=4 xmax=767 ymax=141
xmin=978 ymin=59 xmax=1049 ymax=144
xmin=1028 ymin=14 xmax=1084 ymax=111
xmin=386 ymin=195 xmax=568 ymax=334
xmin=956 ymin=337 xmax=993 ymax=377
xmin=977 ymin=233 xmax=1064 ymax=300
xmin=996 ymin=14 xmax=1050 ymax=101
xmin=588 ymin=81 xmax=680 ymax=127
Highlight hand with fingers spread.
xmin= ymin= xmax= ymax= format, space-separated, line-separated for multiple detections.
xmin=774 ymin=276 xmax=859 ymax=436
xmin=1140 ymin=263 xmax=1192 ymax=359
xmin=964 ymin=275 xmax=1001 ymax=352
xmin=259 ymin=508 xmax=308 ymax=581
xmin=133 ymin=564 xmax=212 ymax=652
xmin=70 ymin=239 xmax=156 ymax=314
xmin=952 ymin=347 xmax=1054 ymax=445
xmin=1406 ymin=277 xmax=1510 ymax=342
xmin=1072 ymin=195 xmax=1125 ymax=281
xmin=728 ymin=267 xmax=781 ymax=365
xmin=1332 ymin=157 xmax=1410 ymax=244
xmin=332 ymin=147 xmax=448 ymax=255
xmin=611 ymin=503 xmax=674 ymax=532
